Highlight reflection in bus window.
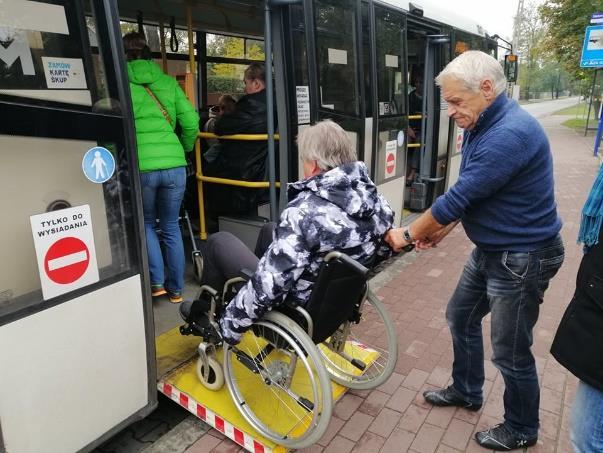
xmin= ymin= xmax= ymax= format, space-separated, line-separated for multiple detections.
xmin=375 ymin=8 xmax=405 ymax=116
xmin=315 ymin=0 xmax=360 ymax=116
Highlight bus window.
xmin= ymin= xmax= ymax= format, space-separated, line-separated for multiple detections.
xmin=0 ymin=0 xmax=140 ymax=316
xmin=314 ymin=0 xmax=360 ymax=116
xmin=206 ymin=33 xmax=265 ymax=104
xmin=375 ymin=8 xmax=405 ymax=116
xmin=374 ymin=6 xmax=406 ymax=185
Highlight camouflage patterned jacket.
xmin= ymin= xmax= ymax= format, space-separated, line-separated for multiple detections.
xmin=218 ymin=161 xmax=395 ymax=344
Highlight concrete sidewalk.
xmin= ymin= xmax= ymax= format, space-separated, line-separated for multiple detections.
xmin=182 ymin=115 xmax=599 ymax=453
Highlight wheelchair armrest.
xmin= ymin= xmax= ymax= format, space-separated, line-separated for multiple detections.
xmin=239 ymin=268 xmax=254 ymax=281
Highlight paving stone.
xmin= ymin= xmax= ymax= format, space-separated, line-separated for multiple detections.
xmin=351 ymin=432 xmax=386 ymax=453
xmin=379 ymin=427 xmax=415 ymax=453
xmin=409 ymin=423 xmax=445 ymax=453
xmin=323 ymin=436 xmax=355 ymax=453
xmin=339 ymin=412 xmax=374 ymax=442
xmin=368 ymin=407 xmax=403 ymax=438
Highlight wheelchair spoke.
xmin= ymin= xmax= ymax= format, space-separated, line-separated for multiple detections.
xmin=224 ymin=315 xmax=331 ymax=447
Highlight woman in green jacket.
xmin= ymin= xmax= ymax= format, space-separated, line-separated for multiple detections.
xmin=123 ymin=32 xmax=199 ymax=303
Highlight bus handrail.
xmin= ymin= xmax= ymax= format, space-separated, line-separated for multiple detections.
xmin=195 ymin=132 xmax=281 ymax=240
xmin=198 ymin=132 xmax=280 ymax=141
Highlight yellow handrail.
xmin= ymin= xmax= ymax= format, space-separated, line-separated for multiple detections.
xmin=198 ymin=132 xmax=280 ymax=141
xmin=408 ymin=114 xmax=422 ymax=120
xmin=407 ymin=143 xmax=421 ymax=148
xmin=196 ymin=132 xmax=280 ymax=240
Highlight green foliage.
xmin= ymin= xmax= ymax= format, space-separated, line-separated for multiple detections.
xmin=539 ymin=0 xmax=603 ymax=81
xmin=207 ymin=76 xmax=244 ymax=95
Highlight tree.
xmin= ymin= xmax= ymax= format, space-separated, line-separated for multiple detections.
xmin=514 ymin=1 xmax=546 ymax=99
xmin=539 ymin=0 xmax=603 ymax=81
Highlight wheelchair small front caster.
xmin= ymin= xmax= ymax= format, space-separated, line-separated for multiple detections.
xmin=196 ymin=356 xmax=224 ymax=391
xmin=196 ymin=342 xmax=224 ymax=390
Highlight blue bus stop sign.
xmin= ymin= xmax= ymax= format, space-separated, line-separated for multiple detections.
xmin=581 ymin=25 xmax=603 ymax=67
xmin=82 ymin=146 xmax=116 ymax=183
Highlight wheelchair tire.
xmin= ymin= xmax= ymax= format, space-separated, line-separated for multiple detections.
xmin=196 ymin=356 xmax=224 ymax=391
xmin=192 ymin=252 xmax=204 ymax=284
xmin=318 ymin=288 xmax=397 ymax=389
xmin=223 ymin=311 xmax=332 ymax=449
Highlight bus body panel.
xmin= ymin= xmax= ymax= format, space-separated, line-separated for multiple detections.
xmin=0 ymin=275 xmax=148 ymax=453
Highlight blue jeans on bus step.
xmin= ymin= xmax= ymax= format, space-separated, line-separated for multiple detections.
xmin=140 ymin=167 xmax=186 ymax=295
xmin=445 ymin=236 xmax=564 ymax=438
xmin=572 ymin=380 xmax=603 ymax=452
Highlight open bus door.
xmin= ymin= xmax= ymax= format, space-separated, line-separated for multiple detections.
xmin=0 ymin=1 xmax=156 ymax=452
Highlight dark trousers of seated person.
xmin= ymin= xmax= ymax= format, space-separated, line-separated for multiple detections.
xmin=201 ymin=222 xmax=276 ymax=291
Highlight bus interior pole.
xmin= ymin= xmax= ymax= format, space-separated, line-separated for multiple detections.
xmin=264 ymin=3 xmax=278 ymax=221
xmin=264 ymin=0 xmax=299 ymax=221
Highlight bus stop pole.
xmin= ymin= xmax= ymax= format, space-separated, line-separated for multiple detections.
xmin=595 ymin=107 xmax=603 ymax=156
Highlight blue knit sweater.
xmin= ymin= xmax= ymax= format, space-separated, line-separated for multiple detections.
xmin=431 ymin=94 xmax=562 ymax=252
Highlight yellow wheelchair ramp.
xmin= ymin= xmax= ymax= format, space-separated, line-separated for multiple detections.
xmin=156 ymin=326 xmax=379 ymax=452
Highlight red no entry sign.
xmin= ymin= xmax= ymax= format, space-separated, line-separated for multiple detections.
xmin=386 ymin=152 xmax=396 ymax=175
xmin=456 ymin=132 xmax=463 ymax=152
xmin=44 ymin=236 xmax=90 ymax=284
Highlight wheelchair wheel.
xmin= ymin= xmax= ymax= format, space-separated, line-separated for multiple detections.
xmin=196 ymin=356 xmax=224 ymax=391
xmin=192 ymin=252 xmax=203 ymax=284
xmin=318 ymin=289 xmax=397 ymax=389
xmin=223 ymin=311 xmax=332 ymax=449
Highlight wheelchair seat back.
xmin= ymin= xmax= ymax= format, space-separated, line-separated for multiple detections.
xmin=286 ymin=252 xmax=370 ymax=344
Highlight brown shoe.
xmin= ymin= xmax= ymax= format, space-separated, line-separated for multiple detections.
xmin=151 ymin=285 xmax=167 ymax=297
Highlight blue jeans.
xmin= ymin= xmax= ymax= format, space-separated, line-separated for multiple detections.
xmin=140 ymin=167 xmax=186 ymax=293
xmin=572 ymin=380 xmax=603 ymax=452
xmin=446 ymin=236 xmax=564 ymax=437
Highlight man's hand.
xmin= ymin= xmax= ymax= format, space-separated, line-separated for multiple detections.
xmin=415 ymin=221 xmax=458 ymax=250
xmin=385 ymin=228 xmax=411 ymax=252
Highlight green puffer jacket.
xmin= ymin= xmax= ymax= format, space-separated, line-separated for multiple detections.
xmin=127 ymin=59 xmax=199 ymax=172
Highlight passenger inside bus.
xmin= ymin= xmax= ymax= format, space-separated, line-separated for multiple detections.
xmin=204 ymin=62 xmax=274 ymax=224
xmin=202 ymin=94 xmax=237 ymax=162
xmin=407 ymin=66 xmax=423 ymax=186
xmin=123 ymin=32 xmax=200 ymax=304
xmin=181 ymin=120 xmax=394 ymax=345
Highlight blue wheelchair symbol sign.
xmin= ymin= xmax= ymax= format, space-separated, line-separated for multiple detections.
xmin=82 ymin=147 xmax=115 ymax=183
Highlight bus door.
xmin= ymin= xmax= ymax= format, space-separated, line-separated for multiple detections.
xmin=369 ymin=4 xmax=407 ymax=226
xmin=289 ymin=1 xmax=366 ymax=181
xmin=0 ymin=2 xmax=156 ymax=452
xmin=405 ymin=21 xmax=449 ymax=212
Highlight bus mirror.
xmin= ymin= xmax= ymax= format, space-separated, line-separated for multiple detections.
xmin=504 ymin=54 xmax=518 ymax=83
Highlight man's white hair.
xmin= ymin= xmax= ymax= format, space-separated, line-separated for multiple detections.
xmin=297 ymin=119 xmax=357 ymax=171
xmin=435 ymin=50 xmax=507 ymax=96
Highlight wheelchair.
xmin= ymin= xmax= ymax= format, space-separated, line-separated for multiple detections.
xmin=179 ymin=251 xmax=398 ymax=449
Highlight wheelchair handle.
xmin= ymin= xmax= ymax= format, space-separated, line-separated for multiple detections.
xmin=324 ymin=251 xmax=369 ymax=277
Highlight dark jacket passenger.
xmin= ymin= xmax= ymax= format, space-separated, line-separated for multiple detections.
xmin=551 ymin=228 xmax=603 ymax=391
xmin=206 ymin=90 xmax=274 ymax=216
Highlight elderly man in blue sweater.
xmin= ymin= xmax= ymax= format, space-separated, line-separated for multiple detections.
xmin=386 ymin=51 xmax=564 ymax=451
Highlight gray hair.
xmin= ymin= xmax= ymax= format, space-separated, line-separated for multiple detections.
xmin=297 ymin=120 xmax=357 ymax=171
xmin=435 ymin=50 xmax=507 ymax=96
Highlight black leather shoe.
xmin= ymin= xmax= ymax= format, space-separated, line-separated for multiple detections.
xmin=423 ymin=386 xmax=482 ymax=411
xmin=475 ymin=424 xmax=537 ymax=451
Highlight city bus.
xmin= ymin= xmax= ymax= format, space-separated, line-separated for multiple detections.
xmin=0 ymin=1 xmax=501 ymax=452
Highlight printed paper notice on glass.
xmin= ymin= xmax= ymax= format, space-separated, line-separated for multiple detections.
xmin=296 ymin=86 xmax=310 ymax=124
xmin=42 ymin=57 xmax=87 ymax=89
xmin=385 ymin=54 xmax=399 ymax=68
xmin=328 ymin=48 xmax=348 ymax=65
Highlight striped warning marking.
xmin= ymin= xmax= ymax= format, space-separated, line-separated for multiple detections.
xmin=159 ymin=381 xmax=273 ymax=453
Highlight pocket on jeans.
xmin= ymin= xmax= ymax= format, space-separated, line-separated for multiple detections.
xmin=539 ymin=253 xmax=564 ymax=282
xmin=501 ymin=251 xmax=529 ymax=279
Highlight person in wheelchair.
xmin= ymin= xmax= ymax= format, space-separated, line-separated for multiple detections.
xmin=181 ymin=119 xmax=395 ymax=345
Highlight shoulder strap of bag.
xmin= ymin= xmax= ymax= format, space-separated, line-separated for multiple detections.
xmin=143 ymin=85 xmax=174 ymax=127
